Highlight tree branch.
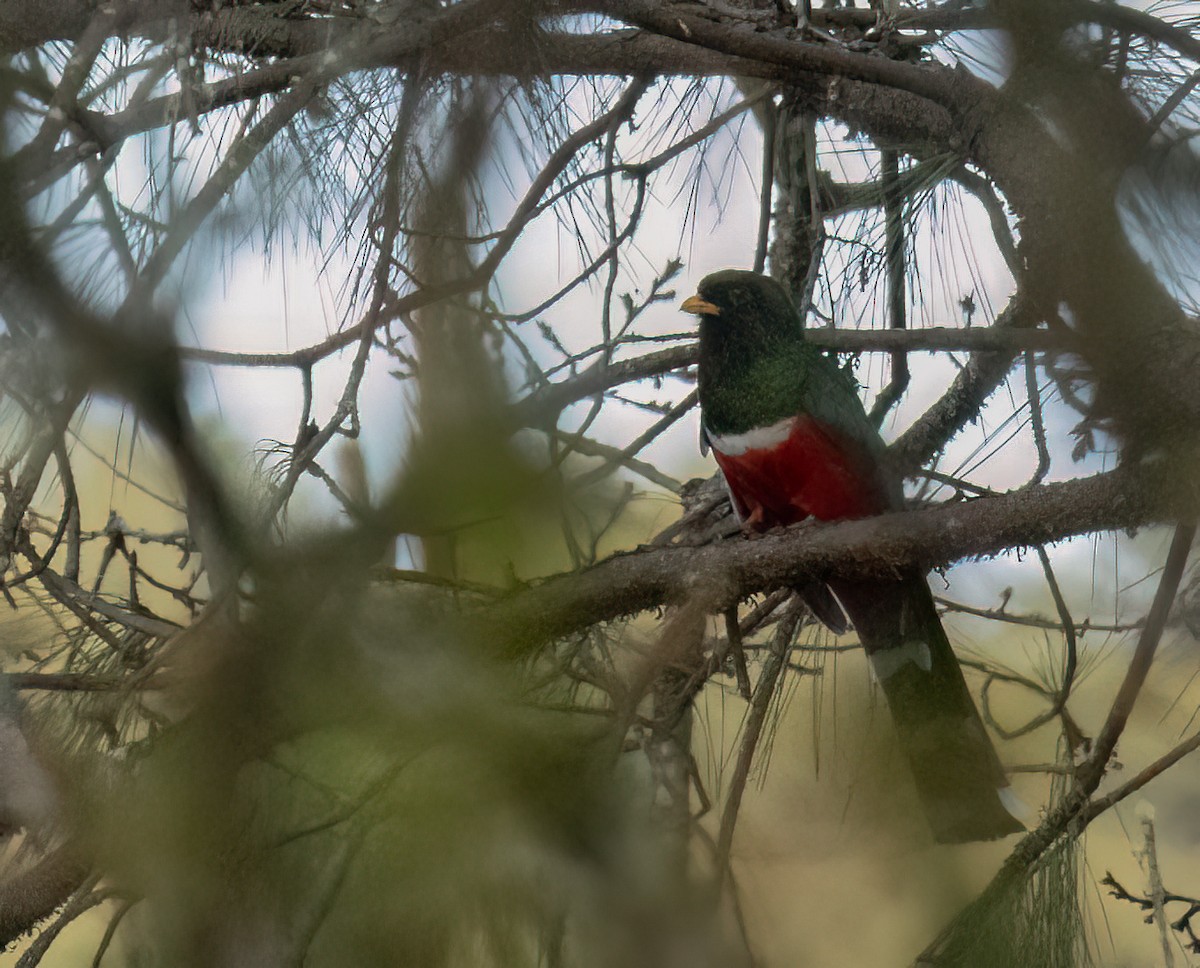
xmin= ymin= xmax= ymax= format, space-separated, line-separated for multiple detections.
xmin=511 ymin=323 xmax=1069 ymax=429
xmin=0 ymin=847 xmax=89 ymax=948
xmin=482 ymin=457 xmax=1200 ymax=654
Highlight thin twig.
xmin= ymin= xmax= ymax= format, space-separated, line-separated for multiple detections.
xmin=1079 ymin=523 xmax=1196 ymax=789
xmin=1025 ymin=353 xmax=1051 ymax=485
xmin=713 ymin=605 xmax=800 ymax=894
xmin=982 ymin=547 xmax=1080 ymax=739
xmin=1085 ymin=729 xmax=1200 ymax=822
xmin=754 ymin=95 xmax=775 ymax=275
xmin=569 ymin=390 xmax=697 ymax=492
xmin=91 ymin=898 xmax=136 ymax=968
xmin=723 ymin=606 xmax=753 ymax=700
xmin=868 ymin=147 xmax=909 ymax=427
xmin=935 ymin=595 xmax=1140 ymax=634
xmin=513 ymin=323 xmax=1070 ymax=429
xmin=1140 ymin=811 xmax=1176 ymax=967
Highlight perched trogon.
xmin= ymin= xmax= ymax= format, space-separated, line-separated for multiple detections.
xmin=682 ymin=269 xmax=1023 ymax=843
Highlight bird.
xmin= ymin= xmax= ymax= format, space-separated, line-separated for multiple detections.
xmin=682 ymin=268 xmax=1023 ymax=843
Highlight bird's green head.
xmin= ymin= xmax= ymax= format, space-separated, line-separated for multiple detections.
xmin=681 ymin=269 xmax=804 ymax=353
xmin=682 ymin=269 xmax=818 ymax=435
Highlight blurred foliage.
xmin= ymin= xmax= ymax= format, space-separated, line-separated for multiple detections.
xmin=22 ymin=420 xmax=728 ymax=968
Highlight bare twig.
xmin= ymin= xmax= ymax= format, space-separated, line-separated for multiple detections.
xmin=513 ymin=323 xmax=1070 ymax=430
xmin=981 ymin=547 xmax=1079 ymax=740
xmin=1079 ymin=523 xmax=1196 ymax=790
xmin=754 ymin=95 xmax=775 ymax=275
xmin=1084 ymin=730 xmax=1200 ymax=823
xmin=935 ymin=595 xmax=1140 ymax=634
xmin=569 ymin=390 xmax=697 ymax=492
xmin=868 ymin=147 xmax=909 ymax=427
xmin=722 ymin=606 xmax=753 ymax=700
xmin=1103 ymin=868 xmax=1200 ymax=956
xmin=889 ymin=295 xmax=1038 ymax=474
xmin=91 ymin=898 xmax=136 ymax=968
xmin=1139 ymin=811 xmax=1176 ymax=967
xmin=1025 ymin=355 xmax=1051 ymax=485
xmin=714 ymin=605 xmax=800 ymax=893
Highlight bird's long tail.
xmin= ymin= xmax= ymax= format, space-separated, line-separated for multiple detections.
xmin=829 ymin=572 xmax=1024 ymax=843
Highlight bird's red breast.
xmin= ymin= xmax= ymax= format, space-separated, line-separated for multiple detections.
xmin=709 ymin=415 xmax=888 ymax=526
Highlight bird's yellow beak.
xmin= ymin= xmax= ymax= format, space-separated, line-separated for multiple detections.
xmin=680 ymin=294 xmax=720 ymax=316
